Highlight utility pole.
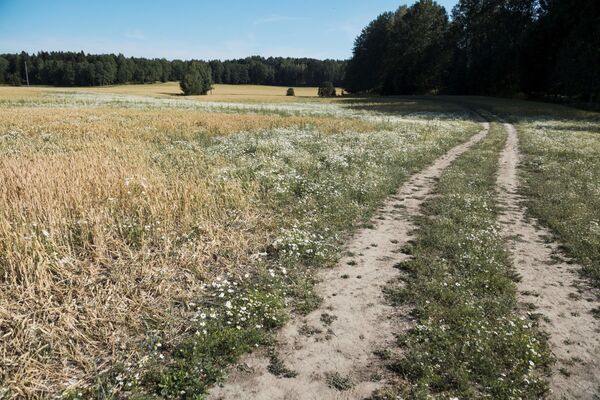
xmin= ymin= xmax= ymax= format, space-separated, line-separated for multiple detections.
xmin=24 ymin=61 xmax=30 ymax=86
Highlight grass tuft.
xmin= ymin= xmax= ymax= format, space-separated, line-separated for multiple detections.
xmin=326 ymin=372 xmax=354 ymax=391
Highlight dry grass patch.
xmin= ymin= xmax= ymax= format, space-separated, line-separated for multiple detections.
xmin=0 ymin=148 xmax=270 ymax=397
xmin=69 ymin=83 xmax=342 ymax=102
xmin=0 ymin=86 xmax=46 ymax=101
xmin=0 ymin=107 xmax=377 ymax=146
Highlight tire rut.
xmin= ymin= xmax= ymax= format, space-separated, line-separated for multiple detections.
xmin=208 ymin=123 xmax=490 ymax=400
xmin=496 ymin=121 xmax=600 ymax=399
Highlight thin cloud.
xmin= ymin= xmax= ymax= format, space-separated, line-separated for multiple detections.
xmin=253 ymin=15 xmax=306 ymax=25
xmin=125 ymin=29 xmax=146 ymax=41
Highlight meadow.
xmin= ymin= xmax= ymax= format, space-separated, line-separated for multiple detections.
xmin=0 ymin=85 xmax=477 ymax=398
xmin=1 ymin=85 xmax=598 ymax=399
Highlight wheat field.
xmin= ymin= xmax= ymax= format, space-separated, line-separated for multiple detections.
xmin=0 ymin=83 xmax=342 ymax=104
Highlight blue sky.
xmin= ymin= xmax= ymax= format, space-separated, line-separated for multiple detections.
xmin=0 ymin=0 xmax=459 ymax=60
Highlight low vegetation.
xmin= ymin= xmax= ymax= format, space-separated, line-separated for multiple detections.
xmin=383 ymin=124 xmax=551 ymax=398
xmin=460 ymin=97 xmax=600 ymax=289
xmin=0 ymin=88 xmax=477 ymax=398
xmin=515 ymin=112 xmax=600 ymax=287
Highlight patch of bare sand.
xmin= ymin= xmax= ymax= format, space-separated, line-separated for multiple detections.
xmin=208 ymin=124 xmax=490 ymax=400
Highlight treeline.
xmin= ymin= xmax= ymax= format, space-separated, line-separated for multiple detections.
xmin=0 ymin=52 xmax=346 ymax=87
xmin=209 ymin=57 xmax=346 ymax=86
xmin=345 ymin=0 xmax=600 ymax=102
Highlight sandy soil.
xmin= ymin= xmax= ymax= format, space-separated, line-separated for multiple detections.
xmin=208 ymin=124 xmax=489 ymax=400
xmin=496 ymin=122 xmax=600 ymax=399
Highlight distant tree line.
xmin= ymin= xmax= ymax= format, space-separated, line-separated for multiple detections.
xmin=208 ymin=57 xmax=346 ymax=87
xmin=0 ymin=51 xmax=346 ymax=88
xmin=345 ymin=0 xmax=600 ymax=102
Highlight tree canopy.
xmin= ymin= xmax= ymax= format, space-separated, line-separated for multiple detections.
xmin=344 ymin=0 xmax=600 ymax=102
xmin=318 ymin=81 xmax=337 ymax=97
xmin=180 ymin=62 xmax=212 ymax=95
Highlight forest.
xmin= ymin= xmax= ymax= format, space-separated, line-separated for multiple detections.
xmin=0 ymin=52 xmax=346 ymax=88
xmin=344 ymin=0 xmax=599 ymax=102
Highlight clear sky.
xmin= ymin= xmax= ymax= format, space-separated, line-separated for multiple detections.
xmin=0 ymin=0 xmax=459 ymax=60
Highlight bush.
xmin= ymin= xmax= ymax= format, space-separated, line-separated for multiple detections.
xmin=318 ymin=82 xmax=336 ymax=97
xmin=286 ymin=88 xmax=295 ymax=96
xmin=180 ymin=62 xmax=213 ymax=95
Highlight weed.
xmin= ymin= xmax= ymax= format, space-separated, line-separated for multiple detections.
xmin=320 ymin=313 xmax=338 ymax=326
xmin=326 ymin=372 xmax=354 ymax=391
xmin=559 ymin=367 xmax=572 ymax=377
xmin=374 ymin=348 xmax=393 ymax=360
xmin=298 ymin=324 xmax=322 ymax=337
xmin=267 ymin=351 xmax=298 ymax=378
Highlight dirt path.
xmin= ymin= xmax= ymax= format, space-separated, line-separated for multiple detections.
xmin=496 ymin=122 xmax=600 ymax=399
xmin=209 ymin=124 xmax=489 ymax=400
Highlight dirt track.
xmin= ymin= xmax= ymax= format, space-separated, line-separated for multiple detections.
xmin=496 ymin=121 xmax=600 ymax=399
xmin=210 ymin=116 xmax=600 ymax=400
xmin=209 ymin=124 xmax=490 ymax=400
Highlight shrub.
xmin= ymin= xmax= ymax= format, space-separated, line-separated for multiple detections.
xmin=318 ymin=82 xmax=336 ymax=97
xmin=180 ymin=62 xmax=213 ymax=95
xmin=286 ymin=88 xmax=295 ymax=96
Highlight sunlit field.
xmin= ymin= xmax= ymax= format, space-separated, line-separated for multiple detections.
xmin=0 ymin=83 xmax=344 ymax=104
xmin=0 ymin=84 xmax=478 ymax=398
xmin=75 ymin=82 xmax=342 ymax=102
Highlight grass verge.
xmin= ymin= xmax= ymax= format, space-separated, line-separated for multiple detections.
xmin=382 ymin=124 xmax=552 ymax=398
xmin=517 ymin=118 xmax=600 ymax=288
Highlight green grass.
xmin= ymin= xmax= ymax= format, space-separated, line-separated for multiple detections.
xmin=326 ymin=372 xmax=355 ymax=391
xmin=447 ymin=96 xmax=600 ymax=289
xmin=517 ymin=118 xmax=600 ymax=287
xmin=383 ymin=124 xmax=551 ymax=399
